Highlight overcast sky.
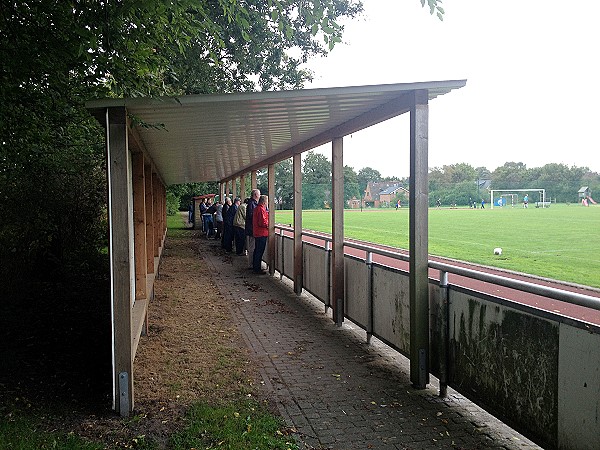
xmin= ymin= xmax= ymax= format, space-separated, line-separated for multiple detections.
xmin=303 ymin=0 xmax=600 ymax=178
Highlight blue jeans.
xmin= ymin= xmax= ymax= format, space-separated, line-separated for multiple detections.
xmin=253 ymin=236 xmax=267 ymax=272
xmin=202 ymin=214 xmax=214 ymax=236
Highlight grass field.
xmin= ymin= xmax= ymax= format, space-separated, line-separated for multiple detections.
xmin=275 ymin=204 xmax=600 ymax=289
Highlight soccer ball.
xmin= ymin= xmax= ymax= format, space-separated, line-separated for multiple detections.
xmin=493 ymin=247 xmax=502 ymax=255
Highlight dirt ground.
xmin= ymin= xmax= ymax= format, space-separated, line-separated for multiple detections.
xmin=0 ymin=223 xmax=266 ymax=448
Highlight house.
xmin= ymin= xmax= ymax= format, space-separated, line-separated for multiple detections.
xmin=347 ymin=196 xmax=362 ymax=209
xmin=363 ymin=181 xmax=408 ymax=207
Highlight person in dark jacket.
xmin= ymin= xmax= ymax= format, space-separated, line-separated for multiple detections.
xmin=221 ymin=197 xmax=231 ymax=248
xmin=245 ymin=189 xmax=260 ymax=268
xmin=223 ymin=197 xmax=239 ymax=252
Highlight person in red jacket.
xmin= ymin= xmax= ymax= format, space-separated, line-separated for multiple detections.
xmin=252 ymin=195 xmax=269 ymax=274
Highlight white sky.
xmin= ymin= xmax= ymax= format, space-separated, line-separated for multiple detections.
xmin=304 ymin=0 xmax=600 ymax=178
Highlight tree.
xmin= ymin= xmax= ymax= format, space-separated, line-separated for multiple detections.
xmin=167 ymin=182 xmax=219 ymax=211
xmin=256 ymin=159 xmax=294 ymax=209
xmin=491 ymin=162 xmax=531 ymax=190
xmin=0 ymin=1 xmax=364 ymax=284
xmin=357 ymin=167 xmax=382 ymax=195
xmin=303 ymin=151 xmax=332 ymax=209
xmin=344 ymin=165 xmax=361 ymax=206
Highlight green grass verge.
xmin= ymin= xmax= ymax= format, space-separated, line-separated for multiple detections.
xmin=169 ymin=400 xmax=298 ymax=450
xmin=0 ymin=401 xmax=297 ymax=450
xmin=0 ymin=416 xmax=102 ymax=450
xmin=275 ymin=204 xmax=600 ymax=288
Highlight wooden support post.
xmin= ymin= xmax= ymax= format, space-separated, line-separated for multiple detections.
xmin=268 ymin=164 xmax=276 ymax=275
xmin=144 ymin=164 xmax=154 ymax=274
xmin=232 ymin=177 xmax=237 ymax=198
xmin=161 ymin=183 xmax=166 ymax=243
xmin=219 ymin=182 xmax=225 ymax=202
xmin=225 ymin=180 xmax=230 ymax=198
xmin=106 ymin=106 xmax=134 ymax=416
xmin=331 ymin=137 xmax=344 ymax=326
xmin=132 ymin=152 xmax=147 ymax=300
xmin=153 ymin=175 xmax=160 ymax=258
xmin=409 ymin=89 xmax=430 ymax=389
xmin=240 ymin=174 xmax=246 ymax=199
xmin=293 ymin=153 xmax=303 ymax=295
xmin=251 ymin=170 xmax=257 ymax=189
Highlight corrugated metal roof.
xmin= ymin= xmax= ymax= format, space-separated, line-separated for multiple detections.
xmin=87 ymin=80 xmax=466 ymax=185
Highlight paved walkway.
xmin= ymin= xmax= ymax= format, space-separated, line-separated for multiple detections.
xmin=203 ymin=240 xmax=542 ymax=450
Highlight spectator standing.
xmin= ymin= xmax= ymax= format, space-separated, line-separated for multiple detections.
xmin=245 ymin=189 xmax=260 ymax=269
xmin=223 ymin=197 xmax=239 ymax=252
xmin=252 ymin=195 xmax=269 ymax=274
xmin=233 ymin=198 xmax=248 ymax=255
xmin=221 ymin=197 xmax=231 ymax=248
xmin=199 ymin=198 xmax=208 ymax=232
xmin=215 ymin=200 xmax=224 ymax=239
xmin=203 ymin=198 xmax=216 ymax=237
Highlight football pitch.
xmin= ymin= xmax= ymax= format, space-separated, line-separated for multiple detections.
xmin=275 ymin=204 xmax=600 ymax=289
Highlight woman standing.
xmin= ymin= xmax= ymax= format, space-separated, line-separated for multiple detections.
xmin=252 ymin=195 xmax=269 ymax=274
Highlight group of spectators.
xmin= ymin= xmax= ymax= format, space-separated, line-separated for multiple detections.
xmin=196 ymin=189 xmax=269 ymax=274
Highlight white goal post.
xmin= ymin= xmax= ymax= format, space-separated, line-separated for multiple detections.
xmin=490 ymin=189 xmax=546 ymax=209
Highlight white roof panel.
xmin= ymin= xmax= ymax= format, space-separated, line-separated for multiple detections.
xmin=87 ymin=80 xmax=466 ymax=185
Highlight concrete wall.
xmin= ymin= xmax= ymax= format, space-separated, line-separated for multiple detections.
xmin=447 ymin=290 xmax=559 ymax=447
xmin=303 ymin=242 xmax=329 ymax=302
xmin=371 ymin=265 xmax=411 ymax=356
xmin=273 ymin=231 xmax=600 ymax=449
xmin=344 ymin=256 xmax=369 ymax=328
xmin=557 ymin=323 xmax=600 ymax=449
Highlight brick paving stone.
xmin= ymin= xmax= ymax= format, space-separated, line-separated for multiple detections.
xmin=204 ymin=244 xmax=543 ymax=450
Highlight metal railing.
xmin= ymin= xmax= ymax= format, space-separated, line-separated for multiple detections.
xmin=275 ymin=223 xmax=600 ymax=312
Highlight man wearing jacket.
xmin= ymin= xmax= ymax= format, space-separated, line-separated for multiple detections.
xmin=233 ymin=198 xmax=248 ymax=255
xmin=223 ymin=197 xmax=239 ymax=252
xmin=245 ymin=189 xmax=260 ymax=269
xmin=252 ymin=195 xmax=269 ymax=274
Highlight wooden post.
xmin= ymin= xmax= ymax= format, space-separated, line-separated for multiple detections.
xmin=331 ymin=137 xmax=344 ymax=326
xmin=106 ymin=106 xmax=134 ymax=416
xmin=293 ymin=153 xmax=303 ymax=294
xmin=268 ymin=164 xmax=276 ymax=275
xmin=144 ymin=164 xmax=154 ymax=274
xmin=251 ymin=170 xmax=257 ymax=189
xmin=240 ymin=174 xmax=246 ymax=200
xmin=232 ymin=177 xmax=237 ymax=198
xmin=153 ymin=175 xmax=160 ymax=258
xmin=409 ymin=89 xmax=430 ymax=389
xmin=132 ymin=152 xmax=147 ymax=300
xmin=161 ymin=183 xmax=166 ymax=244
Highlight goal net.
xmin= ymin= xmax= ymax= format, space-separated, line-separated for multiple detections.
xmin=490 ymin=189 xmax=546 ymax=209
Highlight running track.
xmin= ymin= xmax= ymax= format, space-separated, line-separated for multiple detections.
xmin=279 ymin=228 xmax=600 ymax=326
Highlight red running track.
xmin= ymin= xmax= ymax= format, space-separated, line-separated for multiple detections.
xmin=280 ymin=229 xmax=600 ymax=326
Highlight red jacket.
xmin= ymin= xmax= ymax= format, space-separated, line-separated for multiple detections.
xmin=252 ymin=203 xmax=269 ymax=238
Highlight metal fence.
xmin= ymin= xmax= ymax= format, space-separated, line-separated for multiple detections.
xmin=273 ymin=224 xmax=600 ymax=450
